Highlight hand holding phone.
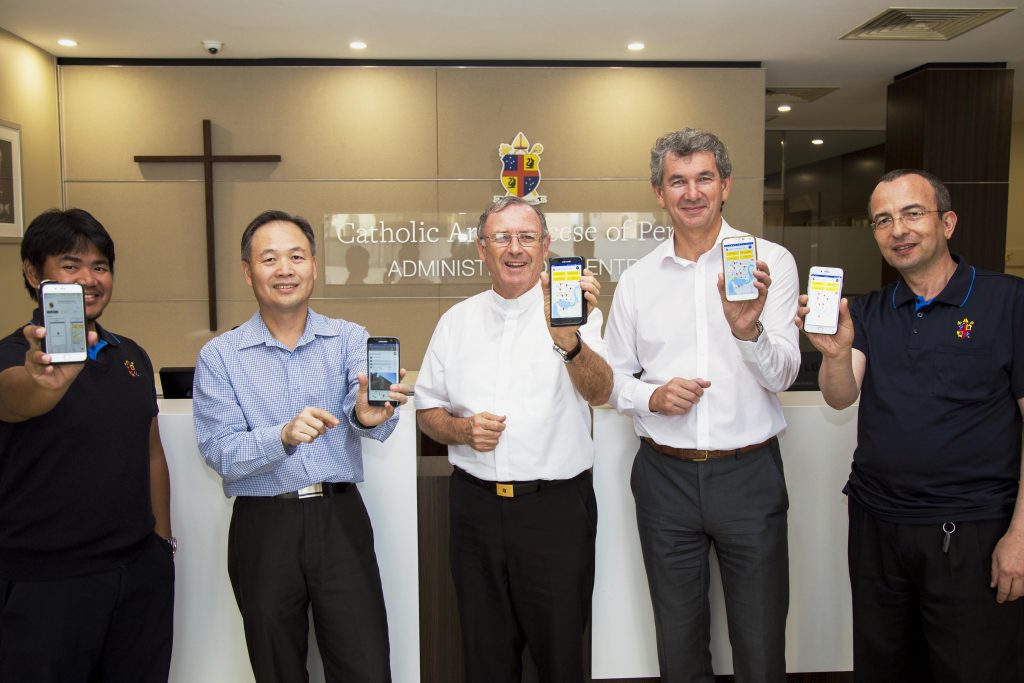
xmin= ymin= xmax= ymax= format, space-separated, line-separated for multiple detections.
xmin=548 ymin=256 xmax=588 ymax=327
xmin=804 ymin=267 xmax=844 ymax=335
xmin=721 ymin=236 xmax=759 ymax=302
xmin=40 ymin=281 xmax=88 ymax=364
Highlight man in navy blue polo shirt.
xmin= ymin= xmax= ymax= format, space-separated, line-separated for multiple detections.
xmin=0 ymin=208 xmax=174 ymax=682
xmin=798 ymin=169 xmax=1024 ymax=681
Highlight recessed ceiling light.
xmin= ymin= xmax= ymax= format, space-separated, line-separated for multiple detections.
xmin=350 ymin=41 xmax=367 ymax=50
xmin=627 ymin=42 xmax=645 ymax=51
xmin=57 ymin=38 xmax=78 ymax=47
xmin=777 ymin=105 xmax=792 ymax=112
xmin=811 ymin=138 xmax=824 ymax=145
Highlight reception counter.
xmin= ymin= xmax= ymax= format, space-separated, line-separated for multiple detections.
xmin=158 ymin=399 xmax=420 ymax=683
xmin=591 ymin=393 xmax=858 ymax=678
xmin=159 ymin=392 xmax=857 ymax=681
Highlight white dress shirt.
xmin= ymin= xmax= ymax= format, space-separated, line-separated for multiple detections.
xmin=416 ymin=282 xmax=606 ymax=481
xmin=605 ymin=220 xmax=800 ymax=450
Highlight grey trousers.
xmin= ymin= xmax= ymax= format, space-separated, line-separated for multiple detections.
xmin=631 ymin=438 xmax=789 ymax=683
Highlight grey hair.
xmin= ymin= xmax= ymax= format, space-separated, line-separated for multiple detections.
xmin=650 ymin=128 xmax=733 ymax=186
xmin=476 ymin=196 xmax=548 ymax=240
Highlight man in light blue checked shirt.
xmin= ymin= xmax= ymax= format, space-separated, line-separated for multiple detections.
xmin=193 ymin=209 xmax=412 ymax=683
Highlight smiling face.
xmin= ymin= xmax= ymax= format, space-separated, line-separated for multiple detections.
xmin=869 ymin=173 xmax=956 ymax=277
xmin=653 ymin=150 xmax=731 ymax=237
xmin=24 ymin=241 xmax=113 ymax=328
xmin=476 ymin=202 xmax=550 ymax=300
xmin=242 ymin=220 xmax=316 ymax=316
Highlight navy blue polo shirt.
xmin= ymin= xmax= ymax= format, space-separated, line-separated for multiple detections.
xmin=0 ymin=317 xmax=158 ymax=580
xmin=846 ymin=255 xmax=1024 ymax=524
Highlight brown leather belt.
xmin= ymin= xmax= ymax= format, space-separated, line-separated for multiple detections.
xmin=642 ymin=437 xmax=771 ymax=462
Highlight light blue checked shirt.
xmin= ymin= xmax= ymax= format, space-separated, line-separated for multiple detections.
xmin=193 ymin=309 xmax=398 ymax=497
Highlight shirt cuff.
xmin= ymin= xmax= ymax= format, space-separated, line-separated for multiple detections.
xmin=260 ymin=423 xmax=294 ymax=460
xmin=628 ymin=380 xmax=660 ymax=416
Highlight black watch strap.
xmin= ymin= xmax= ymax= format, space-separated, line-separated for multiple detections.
xmin=553 ymin=331 xmax=584 ymax=363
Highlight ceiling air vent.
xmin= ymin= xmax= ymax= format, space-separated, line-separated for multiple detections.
xmin=766 ymin=87 xmax=839 ymax=103
xmin=840 ymin=7 xmax=1014 ymax=41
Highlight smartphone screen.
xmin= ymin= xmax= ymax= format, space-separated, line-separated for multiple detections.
xmin=40 ymin=282 xmax=88 ymax=363
xmin=549 ymin=256 xmax=587 ymax=327
xmin=367 ymin=337 xmax=400 ymax=406
xmin=805 ymin=267 xmax=844 ymax=335
xmin=721 ymin=236 xmax=759 ymax=301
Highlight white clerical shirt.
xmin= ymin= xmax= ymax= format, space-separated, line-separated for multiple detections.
xmin=605 ymin=220 xmax=800 ymax=450
xmin=416 ymin=282 xmax=606 ymax=481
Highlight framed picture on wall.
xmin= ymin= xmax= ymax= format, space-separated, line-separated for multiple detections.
xmin=0 ymin=120 xmax=24 ymax=240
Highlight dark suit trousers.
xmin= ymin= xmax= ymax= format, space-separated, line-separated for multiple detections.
xmin=449 ymin=468 xmax=597 ymax=683
xmin=0 ymin=533 xmax=174 ymax=683
xmin=228 ymin=486 xmax=391 ymax=683
xmin=631 ymin=439 xmax=789 ymax=683
xmin=848 ymin=498 xmax=1024 ymax=683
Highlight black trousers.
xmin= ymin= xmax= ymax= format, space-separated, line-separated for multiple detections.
xmin=631 ymin=439 xmax=789 ymax=683
xmin=449 ymin=468 xmax=597 ymax=683
xmin=0 ymin=532 xmax=174 ymax=683
xmin=228 ymin=486 xmax=391 ymax=683
xmin=848 ymin=498 xmax=1024 ymax=683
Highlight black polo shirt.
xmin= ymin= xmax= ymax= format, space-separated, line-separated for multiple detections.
xmin=846 ymin=255 xmax=1024 ymax=524
xmin=0 ymin=318 xmax=158 ymax=580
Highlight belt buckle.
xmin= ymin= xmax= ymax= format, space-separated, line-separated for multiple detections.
xmin=693 ymin=450 xmax=710 ymax=463
xmin=297 ymin=483 xmax=324 ymax=499
xmin=496 ymin=483 xmax=514 ymax=498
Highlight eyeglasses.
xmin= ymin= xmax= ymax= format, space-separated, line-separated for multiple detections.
xmin=870 ymin=209 xmax=943 ymax=231
xmin=479 ymin=231 xmax=544 ymax=247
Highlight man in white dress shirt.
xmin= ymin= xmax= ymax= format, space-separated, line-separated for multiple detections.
xmin=605 ymin=128 xmax=800 ymax=682
xmin=416 ymin=196 xmax=612 ymax=683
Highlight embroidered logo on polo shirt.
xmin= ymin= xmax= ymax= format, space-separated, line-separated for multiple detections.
xmin=955 ymin=318 xmax=974 ymax=340
xmin=124 ymin=359 xmax=140 ymax=377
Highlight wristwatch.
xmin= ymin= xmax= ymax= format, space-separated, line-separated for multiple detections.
xmin=165 ymin=536 xmax=177 ymax=558
xmin=553 ymin=331 xmax=584 ymax=363
xmin=737 ymin=320 xmax=764 ymax=343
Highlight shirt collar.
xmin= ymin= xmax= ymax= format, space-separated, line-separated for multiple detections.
xmin=892 ymin=254 xmax=975 ymax=309
xmin=658 ymin=218 xmax=740 ymax=266
xmin=234 ymin=308 xmax=339 ymax=350
xmin=487 ymin=280 xmax=543 ymax=312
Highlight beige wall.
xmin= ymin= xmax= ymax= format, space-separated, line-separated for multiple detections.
xmin=0 ymin=28 xmax=61 ymax=333
xmin=1008 ymin=120 xmax=1024 ymax=278
xmin=53 ymin=64 xmax=766 ymax=370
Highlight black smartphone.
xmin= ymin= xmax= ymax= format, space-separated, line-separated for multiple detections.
xmin=40 ymin=281 xmax=88 ymax=363
xmin=548 ymin=256 xmax=588 ymax=327
xmin=367 ymin=336 xmax=400 ymax=406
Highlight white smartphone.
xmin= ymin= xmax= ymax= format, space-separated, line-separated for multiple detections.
xmin=367 ymin=336 xmax=400 ymax=406
xmin=721 ymin=235 xmax=759 ymax=302
xmin=805 ymin=266 xmax=844 ymax=335
xmin=40 ymin=281 xmax=88 ymax=363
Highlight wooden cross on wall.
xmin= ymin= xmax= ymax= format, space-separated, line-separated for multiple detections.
xmin=135 ymin=120 xmax=281 ymax=330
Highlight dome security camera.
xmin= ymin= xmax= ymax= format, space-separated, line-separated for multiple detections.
xmin=203 ymin=40 xmax=223 ymax=55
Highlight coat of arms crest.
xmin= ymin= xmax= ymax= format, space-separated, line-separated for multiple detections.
xmin=496 ymin=132 xmax=546 ymax=204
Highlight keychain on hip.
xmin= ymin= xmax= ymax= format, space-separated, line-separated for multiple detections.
xmin=942 ymin=522 xmax=956 ymax=554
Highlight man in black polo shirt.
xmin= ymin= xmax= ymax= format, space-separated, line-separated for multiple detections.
xmin=797 ymin=169 xmax=1024 ymax=681
xmin=0 ymin=209 xmax=174 ymax=682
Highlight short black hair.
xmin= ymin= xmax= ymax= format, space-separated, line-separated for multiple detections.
xmin=240 ymin=210 xmax=316 ymax=261
xmin=21 ymin=208 xmax=115 ymax=301
xmin=873 ymin=169 xmax=952 ymax=214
